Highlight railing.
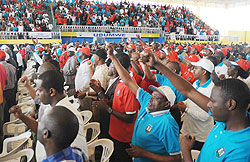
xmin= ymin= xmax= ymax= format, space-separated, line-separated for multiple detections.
xmin=57 ymin=25 xmax=161 ymax=33
xmin=0 ymin=32 xmax=61 ymax=40
xmin=163 ymin=33 xmax=220 ymax=42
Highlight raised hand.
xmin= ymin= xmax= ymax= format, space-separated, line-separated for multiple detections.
xmin=9 ymin=105 xmax=24 ymax=119
xmin=89 ymin=79 xmax=102 ymax=93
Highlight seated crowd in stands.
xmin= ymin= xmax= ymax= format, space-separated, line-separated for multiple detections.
xmin=54 ymin=1 xmax=218 ymax=35
xmin=0 ymin=0 xmax=52 ymax=32
xmin=0 ymin=35 xmax=249 ymax=162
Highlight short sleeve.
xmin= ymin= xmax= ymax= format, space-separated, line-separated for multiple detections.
xmin=136 ymin=88 xmax=151 ymax=111
xmin=161 ymin=121 xmax=181 ymax=155
xmin=155 ymin=74 xmax=165 ymax=85
xmin=121 ymin=86 xmax=140 ymax=114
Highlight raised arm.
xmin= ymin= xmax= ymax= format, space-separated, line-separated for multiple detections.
xmin=107 ymin=47 xmax=139 ymax=95
xmin=145 ymin=52 xmax=211 ymax=112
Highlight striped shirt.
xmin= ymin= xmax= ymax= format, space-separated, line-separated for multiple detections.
xmin=42 ymin=146 xmax=86 ymax=162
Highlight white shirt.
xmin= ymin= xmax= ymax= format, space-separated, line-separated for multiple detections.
xmin=16 ymin=52 xmax=23 ymax=67
xmin=90 ymin=64 xmax=110 ymax=92
xmin=35 ymin=96 xmax=88 ymax=162
xmin=181 ymin=78 xmax=214 ymax=142
xmin=75 ymin=59 xmax=91 ymax=92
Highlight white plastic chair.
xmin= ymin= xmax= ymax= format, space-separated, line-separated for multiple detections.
xmin=84 ymin=122 xmax=101 ymax=144
xmin=3 ymin=122 xmax=27 ymax=137
xmin=0 ymin=131 xmax=32 ymax=159
xmin=0 ymin=149 xmax=34 ymax=162
xmin=68 ymin=95 xmax=80 ymax=109
xmin=191 ymin=150 xmax=200 ymax=162
xmin=87 ymin=138 xmax=114 ymax=162
xmin=80 ymin=110 xmax=93 ymax=125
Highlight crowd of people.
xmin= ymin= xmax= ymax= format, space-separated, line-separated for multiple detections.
xmin=0 ymin=0 xmax=52 ymax=32
xmin=0 ymin=0 xmax=219 ymax=35
xmin=54 ymin=1 xmax=217 ymax=35
xmin=0 ymin=34 xmax=249 ymax=161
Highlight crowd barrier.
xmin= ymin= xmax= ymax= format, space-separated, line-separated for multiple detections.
xmin=57 ymin=25 xmax=161 ymax=33
xmin=0 ymin=32 xmax=61 ymax=40
xmin=163 ymin=33 xmax=220 ymax=41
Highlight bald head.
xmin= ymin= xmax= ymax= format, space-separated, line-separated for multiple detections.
xmin=37 ymin=62 xmax=56 ymax=76
xmin=38 ymin=106 xmax=79 ymax=150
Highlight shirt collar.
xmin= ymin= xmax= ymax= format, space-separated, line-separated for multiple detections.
xmin=146 ymin=108 xmax=170 ymax=117
xmin=195 ymin=77 xmax=212 ymax=89
xmin=42 ymin=146 xmax=72 ymax=162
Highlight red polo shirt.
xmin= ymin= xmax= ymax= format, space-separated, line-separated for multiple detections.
xmin=0 ymin=64 xmax=7 ymax=91
xmin=109 ymin=80 xmax=140 ymax=143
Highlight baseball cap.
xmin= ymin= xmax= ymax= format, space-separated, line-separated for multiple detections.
xmin=207 ymin=48 xmax=214 ymax=54
xmin=149 ymin=85 xmax=176 ymax=106
xmin=193 ymin=45 xmax=202 ymax=53
xmin=191 ymin=58 xmax=214 ymax=73
xmin=230 ymin=59 xmax=249 ymax=71
xmin=185 ymin=55 xmax=200 ymax=62
xmin=0 ymin=50 xmax=6 ymax=59
xmin=68 ymin=47 xmax=76 ymax=52
xmin=78 ymin=47 xmax=90 ymax=56
xmin=175 ymin=45 xmax=183 ymax=52
xmin=94 ymin=49 xmax=107 ymax=60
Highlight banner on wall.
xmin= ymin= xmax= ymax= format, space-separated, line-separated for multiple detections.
xmin=77 ymin=32 xmax=141 ymax=38
xmin=28 ymin=32 xmax=52 ymax=38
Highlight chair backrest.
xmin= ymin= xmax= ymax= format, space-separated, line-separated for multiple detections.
xmin=80 ymin=110 xmax=93 ymax=125
xmin=87 ymin=138 xmax=114 ymax=162
xmin=3 ymin=122 xmax=27 ymax=137
xmin=191 ymin=150 xmax=200 ymax=162
xmin=84 ymin=122 xmax=100 ymax=144
xmin=0 ymin=131 xmax=32 ymax=159
xmin=0 ymin=149 xmax=34 ymax=162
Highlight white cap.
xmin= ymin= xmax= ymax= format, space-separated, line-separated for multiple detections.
xmin=68 ymin=47 xmax=76 ymax=52
xmin=207 ymin=48 xmax=214 ymax=54
xmin=13 ymin=47 xmax=18 ymax=51
xmin=191 ymin=58 xmax=214 ymax=73
xmin=149 ymin=85 xmax=176 ymax=106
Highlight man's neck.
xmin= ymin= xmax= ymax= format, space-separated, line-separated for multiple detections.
xmin=50 ymin=94 xmax=66 ymax=107
xmin=198 ymin=76 xmax=209 ymax=86
xmin=226 ymin=112 xmax=250 ymax=131
xmin=45 ymin=144 xmax=63 ymax=158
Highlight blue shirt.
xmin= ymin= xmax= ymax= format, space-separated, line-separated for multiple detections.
xmin=42 ymin=146 xmax=86 ymax=162
xmin=155 ymin=74 xmax=186 ymax=104
xmin=132 ymin=88 xmax=181 ymax=162
xmin=197 ymin=113 xmax=250 ymax=162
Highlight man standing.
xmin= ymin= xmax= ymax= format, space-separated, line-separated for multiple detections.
xmin=63 ymin=47 xmax=78 ymax=92
xmin=38 ymin=106 xmax=86 ymax=162
xmin=106 ymin=47 xmax=181 ymax=162
xmin=143 ymin=51 xmax=250 ymax=162
xmin=10 ymin=70 xmax=88 ymax=162
xmin=0 ymin=50 xmax=16 ymax=122
xmin=176 ymin=59 xmax=215 ymax=150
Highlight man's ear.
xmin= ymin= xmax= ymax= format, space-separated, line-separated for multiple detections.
xmin=49 ymin=88 xmax=56 ymax=97
xmin=165 ymin=101 xmax=171 ymax=109
xmin=226 ymin=99 xmax=237 ymax=111
xmin=43 ymin=129 xmax=51 ymax=139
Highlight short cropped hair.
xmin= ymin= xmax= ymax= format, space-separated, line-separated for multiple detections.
xmin=215 ymin=78 xmax=250 ymax=110
xmin=38 ymin=70 xmax=64 ymax=94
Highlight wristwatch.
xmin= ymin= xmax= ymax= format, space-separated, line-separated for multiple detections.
xmin=107 ymin=107 xmax=113 ymax=114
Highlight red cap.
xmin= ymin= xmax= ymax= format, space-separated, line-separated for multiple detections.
xmin=170 ymin=44 xmax=175 ymax=49
xmin=220 ymin=48 xmax=228 ymax=56
xmin=0 ymin=50 xmax=6 ymax=59
xmin=62 ymin=44 xmax=67 ymax=49
xmin=78 ymin=47 xmax=90 ymax=56
xmin=185 ymin=55 xmax=199 ymax=62
xmin=193 ymin=45 xmax=202 ymax=53
xmin=130 ymin=44 xmax=136 ymax=50
xmin=176 ymin=45 xmax=183 ymax=50
xmin=36 ymin=47 xmax=44 ymax=52
xmin=225 ymin=46 xmax=232 ymax=52
xmin=235 ymin=59 xmax=249 ymax=71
